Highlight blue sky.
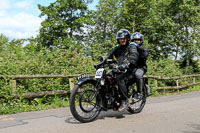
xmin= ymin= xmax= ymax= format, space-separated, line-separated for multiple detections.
xmin=0 ymin=0 xmax=98 ymax=40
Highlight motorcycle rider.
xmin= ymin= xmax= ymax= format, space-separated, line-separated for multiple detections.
xmin=130 ymin=32 xmax=148 ymax=101
xmin=107 ymin=29 xmax=139 ymax=111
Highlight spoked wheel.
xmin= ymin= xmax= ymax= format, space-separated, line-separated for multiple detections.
xmin=127 ymin=85 xmax=147 ymax=114
xmin=70 ymin=81 xmax=101 ymax=123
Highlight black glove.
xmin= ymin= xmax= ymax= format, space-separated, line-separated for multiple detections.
xmin=118 ymin=63 xmax=129 ymax=71
xmin=112 ymin=67 xmax=120 ymax=73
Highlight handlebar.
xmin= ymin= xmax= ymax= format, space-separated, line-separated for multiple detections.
xmin=94 ymin=56 xmax=115 ymax=69
xmin=94 ymin=60 xmax=127 ymax=74
xmin=94 ymin=62 xmax=115 ymax=69
xmin=94 ymin=56 xmax=127 ymax=74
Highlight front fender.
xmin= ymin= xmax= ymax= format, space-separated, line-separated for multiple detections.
xmin=76 ymin=77 xmax=97 ymax=86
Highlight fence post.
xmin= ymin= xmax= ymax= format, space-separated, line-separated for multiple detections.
xmin=10 ymin=80 xmax=16 ymax=94
xmin=176 ymin=80 xmax=179 ymax=92
xmin=176 ymin=80 xmax=179 ymax=87
xmin=193 ymin=78 xmax=196 ymax=84
xmin=193 ymin=77 xmax=196 ymax=88
xmin=154 ymin=79 xmax=158 ymax=88
xmin=69 ymin=78 xmax=74 ymax=92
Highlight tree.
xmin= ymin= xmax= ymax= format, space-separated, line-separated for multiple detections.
xmin=117 ymin=0 xmax=151 ymax=32
xmin=86 ymin=0 xmax=151 ymax=58
xmin=171 ymin=0 xmax=200 ymax=65
xmin=142 ymin=0 xmax=200 ymax=62
xmin=37 ymin=0 xmax=92 ymax=48
xmin=85 ymin=0 xmax=120 ymax=58
xmin=0 ymin=34 xmax=9 ymax=52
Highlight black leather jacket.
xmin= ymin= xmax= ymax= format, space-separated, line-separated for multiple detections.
xmin=108 ymin=44 xmax=139 ymax=71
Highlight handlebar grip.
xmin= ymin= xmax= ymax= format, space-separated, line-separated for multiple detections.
xmin=94 ymin=64 xmax=102 ymax=69
xmin=112 ymin=67 xmax=127 ymax=74
xmin=94 ymin=64 xmax=98 ymax=69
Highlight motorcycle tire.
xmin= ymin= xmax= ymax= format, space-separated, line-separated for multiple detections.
xmin=70 ymin=80 xmax=101 ymax=123
xmin=127 ymin=83 xmax=147 ymax=114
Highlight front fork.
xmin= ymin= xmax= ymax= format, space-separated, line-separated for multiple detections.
xmin=92 ymin=79 xmax=107 ymax=111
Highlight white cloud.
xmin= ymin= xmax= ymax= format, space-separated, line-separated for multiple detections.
xmin=0 ymin=0 xmax=43 ymax=39
xmin=0 ymin=0 xmax=11 ymax=10
xmin=0 ymin=11 xmax=6 ymax=16
xmin=0 ymin=12 xmax=42 ymax=39
xmin=13 ymin=0 xmax=33 ymax=10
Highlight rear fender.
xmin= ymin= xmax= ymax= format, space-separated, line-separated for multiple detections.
xmin=76 ymin=78 xmax=97 ymax=86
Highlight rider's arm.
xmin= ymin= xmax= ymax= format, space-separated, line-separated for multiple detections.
xmin=107 ymin=46 xmax=118 ymax=60
xmin=127 ymin=45 xmax=139 ymax=67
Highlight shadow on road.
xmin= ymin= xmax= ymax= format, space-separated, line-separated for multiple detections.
xmin=65 ymin=117 xmax=81 ymax=124
xmin=65 ymin=110 xmax=131 ymax=124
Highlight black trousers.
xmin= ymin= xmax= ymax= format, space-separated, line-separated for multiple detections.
xmin=135 ymin=68 xmax=145 ymax=93
xmin=113 ymin=68 xmax=145 ymax=100
xmin=115 ymin=72 xmax=130 ymax=100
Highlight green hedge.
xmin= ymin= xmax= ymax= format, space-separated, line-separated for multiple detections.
xmin=0 ymin=44 xmax=199 ymax=114
xmin=0 ymin=47 xmax=96 ymax=99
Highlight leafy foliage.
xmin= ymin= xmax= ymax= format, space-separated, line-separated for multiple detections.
xmin=197 ymin=60 xmax=200 ymax=72
xmin=147 ymin=58 xmax=182 ymax=77
xmin=142 ymin=0 xmax=200 ymax=62
xmin=38 ymin=0 xmax=92 ymax=48
xmin=0 ymin=40 xmax=97 ymax=114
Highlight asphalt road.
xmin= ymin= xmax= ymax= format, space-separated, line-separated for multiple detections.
xmin=0 ymin=91 xmax=200 ymax=133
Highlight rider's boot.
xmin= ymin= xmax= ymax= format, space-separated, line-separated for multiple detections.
xmin=118 ymin=99 xmax=129 ymax=111
xmin=133 ymin=93 xmax=142 ymax=102
xmin=133 ymin=78 xmax=143 ymax=102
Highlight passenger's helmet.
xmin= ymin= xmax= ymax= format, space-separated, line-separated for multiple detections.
xmin=131 ymin=32 xmax=144 ymax=46
xmin=116 ymin=29 xmax=130 ymax=44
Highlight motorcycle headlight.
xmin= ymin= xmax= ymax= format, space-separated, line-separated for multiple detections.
xmin=100 ymin=79 xmax=105 ymax=85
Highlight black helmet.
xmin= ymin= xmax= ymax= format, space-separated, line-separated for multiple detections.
xmin=131 ymin=32 xmax=144 ymax=46
xmin=116 ymin=29 xmax=130 ymax=44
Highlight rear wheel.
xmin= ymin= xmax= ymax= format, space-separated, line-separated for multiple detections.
xmin=70 ymin=80 xmax=101 ymax=123
xmin=127 ymin=83 xmax=147 ymax=114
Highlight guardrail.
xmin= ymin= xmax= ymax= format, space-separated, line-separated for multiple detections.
xmin=0 ymin=74 xmax=200 ymax=98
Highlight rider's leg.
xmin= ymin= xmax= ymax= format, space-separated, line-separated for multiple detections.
xmin=115 ymin=73 xmax=128 ymax=100
xmin=115 ymin=73 xmax=129 ymax=111
xmin=135 ymin=68 xmax=145 ymax=93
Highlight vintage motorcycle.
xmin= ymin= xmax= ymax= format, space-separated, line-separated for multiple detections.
xmin=69 ymin=56 xmax=150 ymax=123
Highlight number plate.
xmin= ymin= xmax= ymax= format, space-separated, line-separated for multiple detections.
xmin=95 ymin=68 xmax=104 ymax=79
xmin=77 ymin=74 xmax=89 ymax=80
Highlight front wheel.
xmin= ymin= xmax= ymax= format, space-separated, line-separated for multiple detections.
xmin=127 ymin=84 xmax=147 ymax=114
xmin=70 ymin=80 xmax=101 ymax=123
